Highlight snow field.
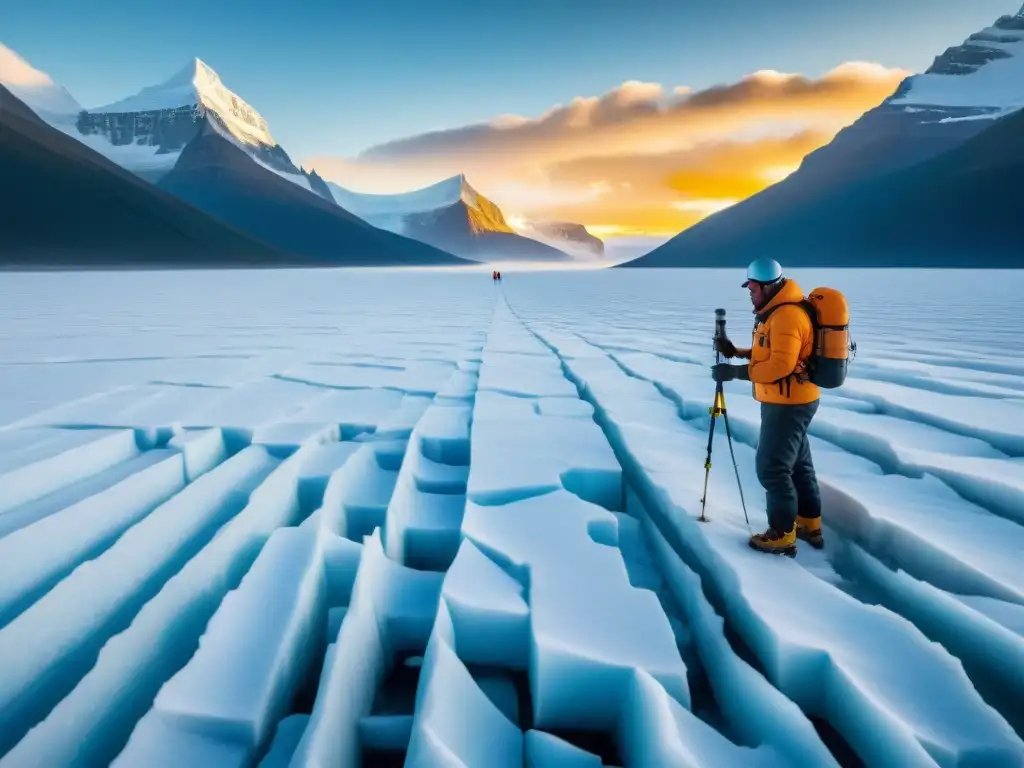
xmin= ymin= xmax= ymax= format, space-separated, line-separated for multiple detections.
xmin=293 ymin=531 xmax=445 ymax=767
xmin=594 ymin=349 xmax=1024 ymax=609
xmin=1 ymin=268 xmax=1023 ymax=766
xmin=0 ymin=445 xmax=315 ymax=767
xmin=113 ymin=526 xmax=328 ymax=766
xmin=0 ymin=443 xmax=180 ymax=540
xmin=638 ymin=509 xmax=837 ymax=766
xmin=383 ymin=364 xmax=477 ymax=570
xmin=0 ymin=446 xmax=186 ymax=628
xmin=532 ymin=326 xmax=1024 ymax=766
xmin=0 ymin=444 xmax=279 ymax=756
xmin=828 ymin=539 xmax=1024 ymax=737
xmin=402 ymin=301 xmax=807 ymax=766
xmin=0 ymin=427 xmax=141 ymax=514
xmin=283 ymin=349 xmax=487 ymax=766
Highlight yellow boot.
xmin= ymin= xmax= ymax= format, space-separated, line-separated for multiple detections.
xmin=749 ymin=526 xmax=797 ymax=557
xmin=795 ymin=515 xmax=824 ymax=550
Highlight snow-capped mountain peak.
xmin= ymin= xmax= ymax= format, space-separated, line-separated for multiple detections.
xmin=324 ymin=174 xmax=580 ymax=262
xmin=889 ymin=5 xmax=1024 ymax=115
xmin=0 ymin=42 xmax=82 ymax=118
xmin=329 ymin=174 xmax=481 ymax=217
xmin=511 ymin=218 xmax=605 ymax=259
xmin=91 ymin=58 xmax=275 ymax=147
xmin=167 ymin=57 xmax=216 ymax=87
xmin=448 ymin=174 xmax=480 ymax=207
xmin=49 ymin=55 xmax=334 ymax=200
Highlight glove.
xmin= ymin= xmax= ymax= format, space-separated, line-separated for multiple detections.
xmin=711 ymin=363 xmax=750 ymax=382
xmin=715 ymin=335 xmax=738 ymax=358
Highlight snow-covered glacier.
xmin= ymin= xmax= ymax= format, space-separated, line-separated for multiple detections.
xmin=0 ymin=267 xmax=1021 ymax=767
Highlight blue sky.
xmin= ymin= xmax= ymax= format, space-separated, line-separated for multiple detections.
xmin=1 ymin=0 xmax=1015 ymax=160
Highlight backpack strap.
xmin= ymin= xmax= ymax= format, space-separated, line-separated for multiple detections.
xmin=755 ymin=300 xmax=814 ymax=327
xmin=798 ymin=299 xmax=818 ymax=330
xmin=755 ymin=300 xmax=816 ymax=386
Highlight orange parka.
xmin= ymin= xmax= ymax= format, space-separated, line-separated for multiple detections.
xmin=734 ymin=278 xmax=820 ymax=405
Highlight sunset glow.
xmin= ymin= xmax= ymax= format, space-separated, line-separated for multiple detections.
xmin=310 ymin=63 xmax=910 ymax=240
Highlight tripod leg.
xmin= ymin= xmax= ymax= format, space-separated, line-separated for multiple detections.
xmin=720 ymin=405 xmax=751 ymax=529
xmin=698 ymin=383 xmax=723 ymax=522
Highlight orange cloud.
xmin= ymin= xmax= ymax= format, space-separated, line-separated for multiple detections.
xmin=543 ymin=130 xmax=829 ymax=197
xmin=510 ymin=131 xmax=838 ymax=235
xmin=308 ymin=61 xmax=910 ymax=237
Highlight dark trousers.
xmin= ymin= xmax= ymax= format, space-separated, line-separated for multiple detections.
xmin=755 ymin=400 xmax=821 ymax=533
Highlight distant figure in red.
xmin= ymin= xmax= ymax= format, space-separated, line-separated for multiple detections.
xmin=492 ymin=270 xmax=497 ymax=281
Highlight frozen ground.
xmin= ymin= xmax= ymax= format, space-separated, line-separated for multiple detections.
xmin=0 ymin=267 xmax=1022 ymax=768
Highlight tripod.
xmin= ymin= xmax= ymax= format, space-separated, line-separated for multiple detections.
xmin=698 ymin=309 xmax=751 ymax=529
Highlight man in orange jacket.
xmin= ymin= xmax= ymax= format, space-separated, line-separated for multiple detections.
xmin=710 ymin=258 xmax=823 ymax=556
